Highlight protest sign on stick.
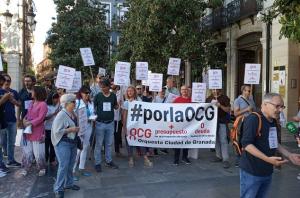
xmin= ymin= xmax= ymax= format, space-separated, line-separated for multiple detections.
xmin=80 ymin=48 xmax=95 ymax=66
xmin=149 ymin=73 xmax=163 ymax=92
xmin=67 ymin=71 xmax=82 ymax=93
xmin=0 ymin=54 xmax=3 ymax=71
xmin=136 ymin=62 xmax=148 ymax=80
xmin=114 ymin=61 xmax=131 ymax=86
xmin=208 ymin=69 xmax=222 ymax=89
xmin=167 ymin=58 xmax=181 ymax=76
xmin=192 ymin=83 xmax=206 ymax=103
xmin=244 ymin=63 xmax=261 ymax=84
xmin=55 ymin=65 xmax=76 ymax=90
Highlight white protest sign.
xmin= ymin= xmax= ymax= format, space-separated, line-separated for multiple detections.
xmin=192 ymin=83 xmax=206 ymax=103
xmin=142 ymin=71 xmax=151 ymax=86
xmin=98 ymin=67 xmax=106 ymax=76
xmin=127 ymin=101 xmax=217 ymax=148
xmin=136 ymin=62 xmax=148 ymax=80
xmin=279 ymin=70 xmax=285 ymax=86
xmin=149 ymin=73 xmax=163 ymax=92
xmin=80 ymin=47 xmax=95 ymax=66
xmin=166 ymin=92 xmax=179 ymax=103
xmin=208 ymin=69 xmax=222 ymax=89
xmin=77 ymin=107 xmax=88 ymax=142
xmin=244 ymin=63 xmax=261 ymax=84
xmin=67 ymin=71 xmax=82 ymax=93
xmin=114 ymin=61 xmax=131 ymax=86
xmin=55 ymin=65 xmax=76 ymax=90
xmin=0 ymin=54 xmax=3 ymax=71
xmin=167 ymin=58 xmax=181 ymax=76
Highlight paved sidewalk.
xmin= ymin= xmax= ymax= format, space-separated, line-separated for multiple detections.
xmin=1 ymin=128 xmax=300 ymax=198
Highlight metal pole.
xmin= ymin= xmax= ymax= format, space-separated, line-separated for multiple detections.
xmin=22 ymin=0 xmax=26 ymax=75
xmin=266 ymin=21 xmax=271 ymax=93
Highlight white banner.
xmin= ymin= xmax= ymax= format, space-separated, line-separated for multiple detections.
xmin=244 ymin=63 xmax=261 ymax=84
xmin=126 ymin=101 xmax=217 ymax=148
xmin=149 ymin=73 xmax=163 ymax=92
xmin=80 ymin=47 xmax=95 ymax=66
xmin=208 ymin=69 xmax=222 ymax=89
xmin=167 ymin=58 xmax=181 ymax=76
xmin=67 ymin=71 xmax=82 ymax=93
xmin=114 ymin=61 xmax=131 ymax=86
xmin=98 ymin=67 xmax=106 ymax=76
xmin=136 ymin=62 xmax=148 ymax=80
xmin=0 ymin=54 xmax=3 ymax=71
xmin=78 ymin=107 xmax=88 ymax=137
xmin=192 ymin=83 xmax=206 ymax=103
xmin=55 ymin=65 xmax=76 ymax=90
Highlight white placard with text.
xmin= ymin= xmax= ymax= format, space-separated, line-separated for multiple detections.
xmin=244 ymin=63 xmax=261 ymax=84
xmin=192 ymin=83 xmax=206 ymax=103
xmin=55 ymin=65 xmax=76 ymax=90
xmin=80 ymin=47 xmax=95 ymax=66
xmin=114 ymin=61 xmax=131 ymax=86
xmin=149 ymin=73 xmax=163 ymax=92
xmin=167 ymin=58 xmax=181 ymax=76
xmin=208 ymin=69 xmax=222 ymax=89
xmin=67 ymin=71 xmax=82 ymax=93
xmin=136 ymin=62 xmax=149 ymax=80
xmin=98 ymin=67 xmax=106 ymax=76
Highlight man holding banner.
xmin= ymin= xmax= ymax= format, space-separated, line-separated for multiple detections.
xmin=173 ymin=85 xmax=192 ymax=165
xmin=206 ymin=89 xmax=231 ymax=169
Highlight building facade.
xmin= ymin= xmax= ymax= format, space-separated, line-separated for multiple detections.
xmin=202 ymin=0 xmax=300 ymax=120
xmin=0 ymin=0 xmax=36 ymax=91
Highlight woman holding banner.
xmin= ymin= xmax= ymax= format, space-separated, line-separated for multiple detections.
xmin=122 ymin=85 xmax=153 ymax=167
xmin=73 ymin=86 xmax=95 ymax=178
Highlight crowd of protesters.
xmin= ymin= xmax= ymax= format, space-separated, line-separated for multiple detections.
xmin=0 ymin=72 xmax=300 ymax=198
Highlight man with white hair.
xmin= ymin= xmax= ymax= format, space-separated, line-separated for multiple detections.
xmin=240 ymin=93 xmax=300 ymax=198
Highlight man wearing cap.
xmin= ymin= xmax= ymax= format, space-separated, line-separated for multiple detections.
xmin=93 ymin=79 xmax=119 ymax=172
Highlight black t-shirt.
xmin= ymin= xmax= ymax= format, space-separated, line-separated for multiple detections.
xmin=94 ymin=92 xmax=117 ymax=122
xmin=206 ymin=94 xmax=230 ymax=123
xmin=0 ymin=89 xmax=8 ymax=129
xmin=240 ymin=113 xmax=277 ymax=176
xmin=19 ymin=88 xmax=33 ymax=119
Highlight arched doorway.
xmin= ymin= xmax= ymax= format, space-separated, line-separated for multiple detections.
xmin=237 ymin=32 xmax=263 ymax=107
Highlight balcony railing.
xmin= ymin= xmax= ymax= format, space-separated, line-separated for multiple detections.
xmin=201 ymin=0 xmax=263 ymax=31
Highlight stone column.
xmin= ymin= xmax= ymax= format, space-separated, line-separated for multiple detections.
xmin=260 ymin=23 xmax=268 ymax=96
xmin=184 ymin=59 xmax=191 ymax=87
xmin=225 ymin=31 xmax=237 ymax=101
xmin=6 ymin=52 xmax=22 ymax=91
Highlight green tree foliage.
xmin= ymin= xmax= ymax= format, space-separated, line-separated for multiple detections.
xmin=46 ymin=0 xmax=109 ymax=78
xmin=114 ymin=0 xmax=223 ymax=80
xmin=268 ymin=0 xmax=300 ymax=42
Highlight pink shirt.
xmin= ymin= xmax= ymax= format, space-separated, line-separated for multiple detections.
xmin=25 ymin=101 xmax=48 ymax=141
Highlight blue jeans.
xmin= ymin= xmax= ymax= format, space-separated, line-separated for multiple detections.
xmin=0 ymin=129 xmax=6 ymax=167
xmin=54 ymin=140 xmax=77 ymax=193
xmin=240 ymin=169 xmax=272 ymax=198
xmin=6 ymin=122 xmax=17 ymax=162
xmin=94 ymin=121 xmax=114 ymax=165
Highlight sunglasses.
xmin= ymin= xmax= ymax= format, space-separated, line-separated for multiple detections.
xmin=70 ymin=100 xmax=76 ymax=104
xmin=83 ymin=92 xmax=90 ymax=95
xmin=5 ymin=79 xmax=11 ymax=82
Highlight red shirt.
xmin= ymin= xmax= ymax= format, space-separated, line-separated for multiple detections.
xmin=173 ymin=96 xmax=191 ymax=103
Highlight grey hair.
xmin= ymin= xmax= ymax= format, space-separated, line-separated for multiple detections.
xmin=60 ymin=93 xmax=76 ymax=108
xmin=262 ymin=93 xmax=282 ymax=102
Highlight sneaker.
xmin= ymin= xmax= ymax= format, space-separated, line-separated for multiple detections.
xmin=105 ymin=161 xmax=119 ymax=169
xmin=7 ymin=161 xmax=21 ymax=168
xmin=144 ymin=158 xmax=153 ymax=167
xmin=73 ymin=176 xmax=79 ymax=181
xmin=65 ymin=184 xmax=80 ymax=191
xmin=38 ymin=169 xmax=46 ymax=176
xmin=0 ymin=170 xmax=7 ymax=178
xmin=297 ymin=173 xmax=300 ymax=180
xmin=128 ymin=158 xmax=134 ymax=168
xmin=79 ymin=169 xmax=92 ymax=177
xmin=210 ymin=157 xmax=222 ymax=163
xmin=223 ymin=161 xmax=230 ymax=169
xmin=182 ymin=158 xmax=191 ymax=165
xmin=0 ymin=165 xmax=10 ymax=174
xmin=55 ymin=191 xmax=64 ymax=198
xmin=173 ymin=160 xmax=179 ymax=166
xmin=95 ymin=164 xmax=102 ymax=172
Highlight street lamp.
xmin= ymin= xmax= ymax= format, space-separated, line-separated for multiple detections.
xmin=2 ymin=10 xmax=13 ymax=27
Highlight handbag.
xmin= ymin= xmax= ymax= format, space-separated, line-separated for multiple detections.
xmin=76 ymin=135 xmax=83 ymax=150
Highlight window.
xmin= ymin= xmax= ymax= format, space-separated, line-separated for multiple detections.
xmin=117 ymin=3 xmax=129 ymax=23
xmin=101 ymin=2 xmax=112 ymax=27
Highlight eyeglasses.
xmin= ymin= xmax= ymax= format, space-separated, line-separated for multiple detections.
xmin=266 ymin=102 xmax=285 ymax=109
xmin=136 ymin=88 xmax=141 ymax=90
xmin=244 ymin=90 xmax=251 ymax=93
xmin=5 ymin=79 xmax=11 ymax=82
